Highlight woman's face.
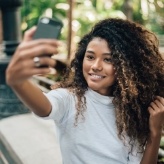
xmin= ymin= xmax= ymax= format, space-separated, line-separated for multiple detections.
xmin=83 ymin=37 xmax=116 ymax=96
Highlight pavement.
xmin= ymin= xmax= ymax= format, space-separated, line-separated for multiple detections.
xmin=0 ymin=113 xmax=62 ymax=164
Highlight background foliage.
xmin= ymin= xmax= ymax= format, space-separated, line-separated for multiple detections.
xmin=21 ymin=0 xmax=164 ymax=162
xmin=21 ymin=0 xmax=164 ymax=39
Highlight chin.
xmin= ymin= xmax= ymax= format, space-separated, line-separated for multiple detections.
xmin=88 ymin=85 xmax=100 ymax=91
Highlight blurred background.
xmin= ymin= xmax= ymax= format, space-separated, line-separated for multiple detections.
xmin=0 ymin=0 xmax=164 ymax=163
xmin=20 ymin=0 xmax=164 ymax=57
xmin=7 ymin=0 xmax=163 ymax=84
xmin=1 ymin=0 xmax=164 ymax=58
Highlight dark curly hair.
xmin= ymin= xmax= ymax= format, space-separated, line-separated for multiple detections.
xmin=52 ymin=18 xmax=164 ymax=152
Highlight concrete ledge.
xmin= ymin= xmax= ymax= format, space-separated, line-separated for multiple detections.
xmin=0 ymin=113 xmax=62 ymax=164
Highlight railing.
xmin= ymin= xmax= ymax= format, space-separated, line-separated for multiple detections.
xmin=32 ymin=75 xmax=55 ymax=93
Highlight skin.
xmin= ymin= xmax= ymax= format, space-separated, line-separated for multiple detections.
xmin=6 ymin=27 xmax=164 ymax=164
xmin=5 ymin=27 xmax=57 ymax=116
xmin=141 ymin=95 xmax=164 ymax=164
xmin=83 ymin=38 xmax=116 ymax=96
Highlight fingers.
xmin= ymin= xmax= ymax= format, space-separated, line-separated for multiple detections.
xmin=6 ymin=23 xmax=62 ymax=87
xmin=149 ymin=96 xmax=164 ymax=111
xmin=156 ymin=96 xmax=164 ymax=106
xmin=13 ymin=56 xmax=56 ymax=69
xmin=148 ymin=96 xmax=164 ymax=134
xmin=17 ymin=39 xmax=60 ymax=58
xmin=6 ymin=59 xmax=52 ymax=86
xmin=6 ymin=37 xmax=60 ymax=86
xmin=17 ymin=44 xmax=58 ymax=60
xmin=148 ymin=106 xmax=154 ymax=113
xmin=20 ymin=39 xmax=60 ymax=49
xmin=148 ymin=96 xmax=164 ymax=119
xmin=23 ymin=26 xmax=37 ymax=41
xmin=33 ymin=56 xmax=56 ymax=68
xmin=12 ymin=39 xmax=60 ymax=70
xmin=148 ymin=96 xmax=164 ymax=125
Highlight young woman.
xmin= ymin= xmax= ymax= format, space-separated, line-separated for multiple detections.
xmin=6 ymin=18 xmax=164 ymax=164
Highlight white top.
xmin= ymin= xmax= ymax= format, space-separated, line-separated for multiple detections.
xmin=43 ymin=88 xmax=142 ymax=164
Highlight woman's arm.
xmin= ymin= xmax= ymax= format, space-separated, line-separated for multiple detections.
xmin=6 ymin=27 xmax=60 ymax=117
xmin=9 ymin=80 xmax=52 ymax=117
xmin=140 ymin=130 xmax=162 ymax=164
xmin=140 ymin=96 xmax=164 ymax=164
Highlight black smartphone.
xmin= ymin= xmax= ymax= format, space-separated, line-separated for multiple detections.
xmin=33 ymin=17 xmax=63 ymax=40
xmin=33 ymin=17 xmax=63 ymax=67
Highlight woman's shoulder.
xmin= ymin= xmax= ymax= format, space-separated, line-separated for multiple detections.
xmin=47 ymin=88 xmax=75 ymax=98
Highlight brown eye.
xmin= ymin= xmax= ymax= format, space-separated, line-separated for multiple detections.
xmin=104 ymin=58 xmax=112 ymax=63
xmin=86 ymin=55 xmax=94 ymax=60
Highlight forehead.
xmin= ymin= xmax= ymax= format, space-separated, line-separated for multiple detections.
xmin=86 ymin=37 xmax=111 ymax=53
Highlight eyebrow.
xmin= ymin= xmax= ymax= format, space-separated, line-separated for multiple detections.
xmin=86 ymin=50 xmax=111 ymax=56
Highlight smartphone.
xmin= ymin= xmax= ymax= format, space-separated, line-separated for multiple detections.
xmin=33 ymin=17 xmax=63 ymax=67
xmin=33 ymin=17 xmax=63 ymax=40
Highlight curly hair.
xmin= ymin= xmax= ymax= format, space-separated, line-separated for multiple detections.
xmin=52 ymin=18 xmax=164 ymax=151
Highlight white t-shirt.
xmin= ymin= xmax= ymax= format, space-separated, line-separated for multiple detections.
xmin=43 ymin=88 xmax=142 ymax=164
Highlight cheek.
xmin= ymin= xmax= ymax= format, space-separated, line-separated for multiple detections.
xmin=83 ymin=61 xmax=90 ymax=72
xmin=106 ymin=67 xmax=117 ymax=82
xmin=106 ymin=65 xmax=115 ymax=75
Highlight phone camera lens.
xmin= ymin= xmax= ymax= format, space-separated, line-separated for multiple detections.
xmin=41 ymin=18 xmax=50 ymax=24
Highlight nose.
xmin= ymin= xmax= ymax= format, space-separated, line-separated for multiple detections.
xmin=91 ymin=60 xmax=103 ymax=71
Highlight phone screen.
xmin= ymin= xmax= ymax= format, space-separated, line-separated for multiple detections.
xmin=33 ymin=17 xmax=63 ymax=39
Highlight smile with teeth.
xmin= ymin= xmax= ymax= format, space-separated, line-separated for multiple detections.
xmin=90 ymin=74 xmax=105 ymax=79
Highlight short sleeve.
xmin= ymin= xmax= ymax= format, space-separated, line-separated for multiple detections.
xmin=41 ymin=88 xmax=74 ymax=124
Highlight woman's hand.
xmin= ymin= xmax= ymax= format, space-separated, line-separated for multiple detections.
xmin=6 ymin=27 xmax=60 ymax=87
xmin=148 ymin=96 xmax=164 ymax=136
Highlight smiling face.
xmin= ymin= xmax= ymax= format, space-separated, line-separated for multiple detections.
xmin=82 ymin=37 xmax=116 ymax=96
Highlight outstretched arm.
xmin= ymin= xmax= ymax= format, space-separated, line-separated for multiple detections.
xmin=6 ymin=27 xmax=60 ymax=117
xmin=140 ymin=96 xmax=164 ymax=164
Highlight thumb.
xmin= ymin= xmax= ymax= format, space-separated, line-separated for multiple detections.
xmin=23 ymin=26 xmax=37 ymax=41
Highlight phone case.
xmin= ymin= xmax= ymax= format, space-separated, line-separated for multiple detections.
xmin=33 ymin=17 xmax=63 ymax=39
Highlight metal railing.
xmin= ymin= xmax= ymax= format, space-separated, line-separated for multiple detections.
xmin=32 ymin=75 xmax=55 ymax=93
